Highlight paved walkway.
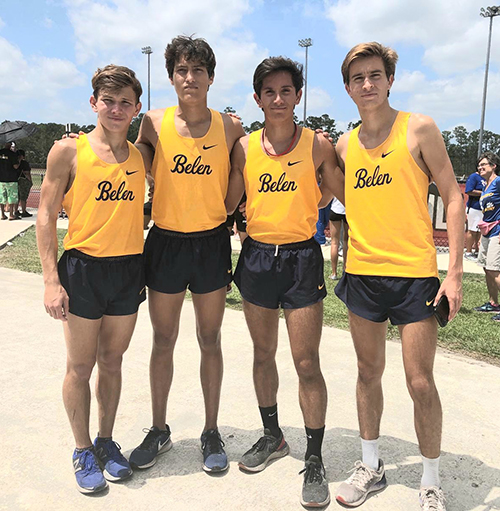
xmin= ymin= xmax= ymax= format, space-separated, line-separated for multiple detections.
xmin=1 ymin=267 xmax=500 ymax=510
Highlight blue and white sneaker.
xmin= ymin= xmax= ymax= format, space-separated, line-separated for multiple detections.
xmin=93 ymin=437 xmax=133 ymax=481
xmin=200 ymin=429 xmax=228 ymax=473
xmin=73 ymin=447 xmax=107 ymax=494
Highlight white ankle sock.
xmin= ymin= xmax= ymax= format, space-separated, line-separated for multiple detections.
xmin=361 ymin=437 xmax=379 ymax=470
xmin=421 ymin=454 xmax=441 ymax=487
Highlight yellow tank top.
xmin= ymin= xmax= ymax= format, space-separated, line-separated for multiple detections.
xmin=345 ymin=111 xmax=438 ymax=277
xmin=244 ymin=128 xmax=321 ymax=244
xmin=62 ymin=135 xmax=145 ymax=257
xmin=152 ymin=107 xmax=229 ymax=232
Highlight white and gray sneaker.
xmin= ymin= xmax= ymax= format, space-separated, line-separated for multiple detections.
xmin=419 ymin=486 xmax=446 ymax=511
xmin=335 ymin=460 xmax=387 ymax=507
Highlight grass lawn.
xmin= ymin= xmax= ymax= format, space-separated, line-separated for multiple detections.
xmin=2 ymin=226 xmax=499 ymax=362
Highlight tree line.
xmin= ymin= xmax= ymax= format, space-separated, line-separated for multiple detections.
xmin=5 ymin=113 xmax=499 ymax=179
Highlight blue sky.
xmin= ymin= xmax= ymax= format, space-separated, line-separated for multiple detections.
xmin=1 ymin=0 xmax=499 ymax=136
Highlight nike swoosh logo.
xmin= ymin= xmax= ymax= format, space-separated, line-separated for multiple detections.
xmin=306 ymin=434 xmax=313 ymax=439
xmin=139 ymin=286 xmax=146 ymax=295
xmin=381 ymin=150 xmax=394 ymax=158
xmin=288 ymin=160 xmax=302 ymax=166
xmin=268 ymin=411 xmax=277 ymax=417
xmin=203 ymin=144 xmax=217 ymax=150
xmin=318 ymin=283 xmax=325 ymax=290
xmin=158 ymin=439 xmax=169 ymax=450
xmin=227 ymin=269 xmax=232 ymax=274
xmin=126 ymin=170 xmax=139 ymax=175
xmin=426 ymin=300 xmax=434 ymax=306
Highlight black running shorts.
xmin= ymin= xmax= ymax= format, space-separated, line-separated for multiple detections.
xmin=234 ymin=237 xmax=327 ymax=310
xmin=329 ymin=211 xmax=347 ymax=223
xmin=334 ymin=273 xmax=440 ymax=325
xmin=58 ymin=249 xmax=146 ymax=320
xmin=144 ymin=223 xmax=232 ymax=294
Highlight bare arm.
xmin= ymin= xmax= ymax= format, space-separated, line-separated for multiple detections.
xmin=413 ymin=114 xmax=464 ymax=320
xmin=222 ymin=112 xmax=246 ymax=152
xmin=314 ymin=134 xmax=345 ymax=208
xmin=225 ymin=138 xmax=247 ymax=215
xmin=36 ymin=140 xmax=75 ymax=321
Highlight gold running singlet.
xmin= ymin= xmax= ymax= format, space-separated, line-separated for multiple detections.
xmin=152 ymin=107 xmax=230 ymax=233
xmin=345 ymin=111 xmax=438 ymax=278
xmin=63 ymin=134 xmax=145 ymax=257
xmin=244 ymin=127 xmax=321 ymax=244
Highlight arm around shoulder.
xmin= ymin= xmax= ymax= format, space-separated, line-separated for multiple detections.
xmin=225 ymin=137 xmax=248 ymax=214
xmin=316 ymin=134 xmax=344 ymax=208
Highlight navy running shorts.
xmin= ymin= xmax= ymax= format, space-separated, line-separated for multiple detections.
xmin=234 ymin=237 xmax=327 ymax=310
xmin=334 ymin=272 xmax=440 ymax=325
xmin=144 ymin=223 xmax=232 ymax=294
xmin=58 ymin=249 xmax=146 ymax=320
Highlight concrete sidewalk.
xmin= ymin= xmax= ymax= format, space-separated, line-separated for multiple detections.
xmin=0 ymin=266 xmax=499 ymax=511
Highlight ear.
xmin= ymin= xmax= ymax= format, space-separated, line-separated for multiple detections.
xmin=253 ymin=92 xmax=262 ymax=109
xmin=90 ymin=95 xmax=98 ymax=112
xmin=388 ymin=74 xmax=394 ymax=92
xmin=134 ymin=102 xmax=142 ymax=117
xmin=208 ymin=72 xmax=214 ymax=87
xmin=295 ymin=89 xmax=303 ymax=106
xmin=345 ymin=83 xmax=352 ymax=98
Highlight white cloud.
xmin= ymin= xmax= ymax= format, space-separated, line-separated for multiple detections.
xmin=304 ymin=86 xmax=333 ymax=116
xmin=42 ymin=17 xmax=54 ymax=29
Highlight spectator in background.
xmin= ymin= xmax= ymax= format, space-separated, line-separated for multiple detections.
xmin=0 ymin=142 xmax=20 ymax=221
xmin=464 ymin=166 xmax=485 ymax=260
xmin=314 ymin=199 xmax=332 ymax=246
xmin=474 ymin=151 xmax=500 ymax=321
xmin=329 ymin=196 xmax=348 ymax=280
xmin=16 ymin=149 xmax=33 ymax=217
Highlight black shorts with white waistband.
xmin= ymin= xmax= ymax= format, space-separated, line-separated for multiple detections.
xmin=234 ymin=236 xmax=326 ymax=310
xmin=58 ymin=249 xmax=146 ymax=320
xmin=334 ymin=272 xmax=440 ymax=325
xmin=144 ymin=223 xmax=232 ymax=294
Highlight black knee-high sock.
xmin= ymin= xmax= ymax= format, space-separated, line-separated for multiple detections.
xmin=259 ymin=404 xmax=281 ymax=438
xmin=305 ymin=425 xmax=325 ymax=461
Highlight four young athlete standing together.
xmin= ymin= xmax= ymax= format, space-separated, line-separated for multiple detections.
xmin=37 ymin=36 xmax=463 ymax=511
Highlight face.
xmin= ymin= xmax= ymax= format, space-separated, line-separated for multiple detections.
xmin=171 ymin=57 xmax=213 ymax=102
xmin=345 ymin=56 xmax=393 ymax=109
xmin=90 ymin=86 xmax=141 ymax=131
xmin=477 ymin=158 xmax=495 ymax=178
xmin=254 ymin=71 xmax=302 ymax=120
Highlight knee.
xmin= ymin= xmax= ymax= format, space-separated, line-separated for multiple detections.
xmin=97 ymin=350 xmax=123 ymax=374
xmin=406 ymin=374 xmax=436 ymax=403
xmin=67 ymin=360 xmax=95 ymax=381
xmin=253 ymin=343 xmax=277 ymax=366
xmin=295 ymin=354 xmax=321 ymax=382
xmin=197 ymin=328 xmax=221 ymax=353
xmin=152 ymin=325 xmax=178 ymax=351
xmin=357 ymin=360 xmax=384 ymax=386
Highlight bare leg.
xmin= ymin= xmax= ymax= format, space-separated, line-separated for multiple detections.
xmin=284 ymin=302 xmax=327 ymax=428
xmin=62 ymin=314 xmax=101 ymax=448
xmin=349 ymin=311 xmax=387 ymax=440
xmin=242 ymin=300 xmax=280 ymax=407
xmin=0 ymin=204 xmax=6 ymax=219
xmin=398 ymin=317 xmax=442 ymax=458
xmin=465 ymin=230 xmax=475 ymax=253
xmin=148 ymin=289 xmax=186 ymax=428
xmin=95 ymin=313 xmax=138 ymax=437
xmin=484 ymin=269 xmax=500 ymax=304
xmin=329 ymin=220 xmax=341 ymax=278
xmin=191 ymin=287 xmax=227 ymax=431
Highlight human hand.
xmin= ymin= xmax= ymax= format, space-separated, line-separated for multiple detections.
xmin=238 ymin=201 xmax=246 ymax=218
xmin=315 ymin=129 xmax=333 ymax=144
xmin=44 ymin=282 xmax=70 ymax=321
xmin=54 ymin=131 xmax=84 ymax=144
xmin=434 ymin=273 xmax=462 ymax=321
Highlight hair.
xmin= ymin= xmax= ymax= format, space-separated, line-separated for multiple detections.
xmin=341 ymin=42 xmax=399 ymax=84
xmin=477 ymin=151 xmax=500 ymax=175
xmin=253 ymin=56 xmax=304 ymax=97
xmin=164 ymin=36 xmax=216 ymax=79
xmin=92 ymin=64 xmax=142 ymax=103
xmin=17 ymin=149 xmax=25 ymax=158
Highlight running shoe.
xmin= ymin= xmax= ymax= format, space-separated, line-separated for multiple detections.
xmin=492 ymin=313 xmax=500 ymax=322
xmin=200 ymin=429 xmax=228 ymax=473
xmin=72 ymin=447 xmax=107 ymax=494
xmin=239 ymin=428 xmax=289 ymax=472
xmin=93 ymin=437 xmax=132 ymax=481
xmin=300 ymin=455 xmax=330 ymax=508
xmin=129 ymin=425 xmax=172 ymax=469
xmin=419 ymin=486 xmax=446 ymax=510
xmin=464 ymin=253 xmax=477 ymax=262
xmin=474 ymin=302 xmax=500 ymax=313
xmin=335 ymin=460 xmax=387 ymax=507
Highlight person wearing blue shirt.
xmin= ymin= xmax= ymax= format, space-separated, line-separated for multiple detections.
xmin=464 ymin=169 xmax=485 ymax=260
xmin=474 ymin=152 xmax=500 ymax=321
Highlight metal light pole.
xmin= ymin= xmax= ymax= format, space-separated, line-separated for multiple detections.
xmin=141 ymin=46 xmax=153 ymax=110
xmin=478 ymin=6 xmax=500 ymax=157
xmin=298 ymin=38 xmax=313 ymax=125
